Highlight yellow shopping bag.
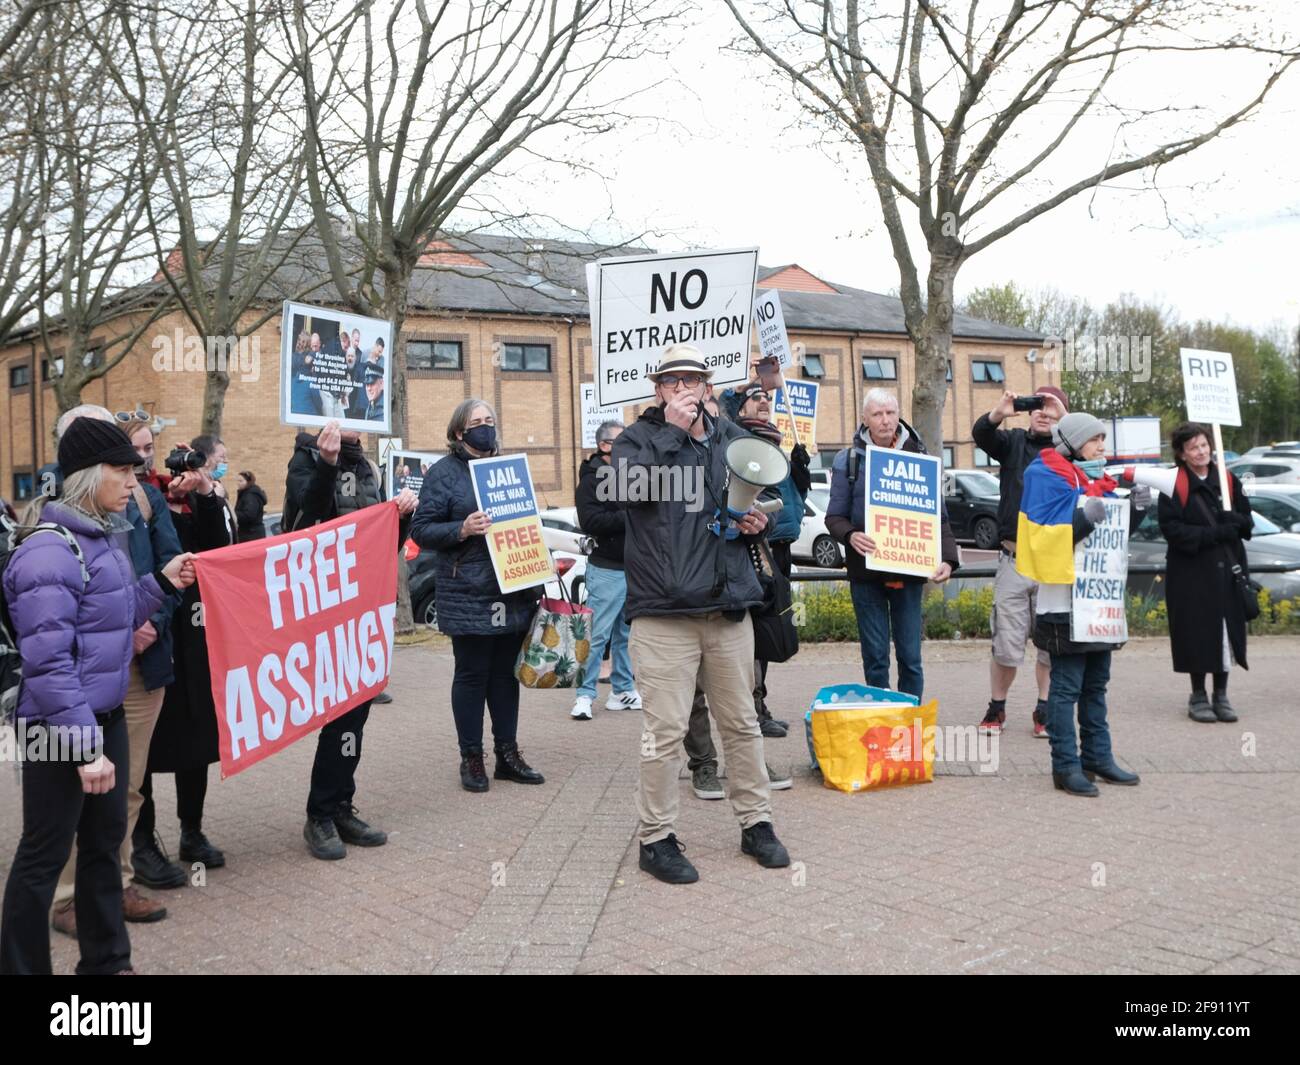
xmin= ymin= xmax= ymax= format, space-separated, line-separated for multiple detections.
xmin=810 ymin=700 xmax=938 ymax=793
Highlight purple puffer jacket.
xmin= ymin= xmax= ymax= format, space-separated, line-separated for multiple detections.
xmin=3 ymin=501 xmax=165 ymax=731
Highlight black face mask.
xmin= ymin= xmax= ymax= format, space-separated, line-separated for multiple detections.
xmin=463 ymin=424 xmax=496 ymax=452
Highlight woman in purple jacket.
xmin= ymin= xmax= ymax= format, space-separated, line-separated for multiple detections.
xmin=0 ymin=418 xmax=195 ymax=975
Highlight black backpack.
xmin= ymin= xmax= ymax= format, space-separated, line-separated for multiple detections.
xmin=0 ymin=513 xmax=89 ymax=723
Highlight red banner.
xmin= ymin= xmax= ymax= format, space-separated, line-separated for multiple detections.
xmin=194 ymin=502 xmax=399 ymax=778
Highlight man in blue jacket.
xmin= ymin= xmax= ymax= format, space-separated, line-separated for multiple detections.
xmin=49 ymin=408 xmax=182 ymax=934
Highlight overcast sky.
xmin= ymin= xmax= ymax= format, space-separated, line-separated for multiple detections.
xmin=495 ymin=2 xmax=1300 ymax=338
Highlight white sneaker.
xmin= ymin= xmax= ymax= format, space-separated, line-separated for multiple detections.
xmin=606 ymin=690 xmax=643 ymax=711
xmin=570 ymin=696 xmax=593 ymax=720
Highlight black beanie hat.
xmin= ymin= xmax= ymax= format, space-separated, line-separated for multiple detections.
xmin=58 ymin=417 xmax=143 ymax=476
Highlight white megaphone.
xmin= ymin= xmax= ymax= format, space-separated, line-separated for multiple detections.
xmin=712 ymin=436 xmax=789 ymax=538
xmin=1120 ymin=465 xmax=1179 ymax=499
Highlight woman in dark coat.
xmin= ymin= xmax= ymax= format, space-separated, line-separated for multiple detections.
xmin=132 ymin=436 xmax=236 ymax=886
xmin=1157 ymin=422 xmax=1253 ymax=723
xmin=234 ymin=471 xmax=268 ymax=539
xmin=409 ymin=397 xmax=544 ymax=793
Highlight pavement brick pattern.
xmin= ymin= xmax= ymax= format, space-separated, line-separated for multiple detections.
xmin=3 ymin=636 xmax=1297 ymax=975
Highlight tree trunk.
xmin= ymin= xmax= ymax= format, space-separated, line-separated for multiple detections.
xmin=201 ymin=364 xmax=230 ymax=437
xmin=911 ymin=253 xmax=959 ymax=458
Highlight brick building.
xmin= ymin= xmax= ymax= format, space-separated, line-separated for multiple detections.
xmin=1 ymin=235 xmax=1050 ymax=512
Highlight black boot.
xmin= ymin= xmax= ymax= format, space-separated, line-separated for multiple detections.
xmin=494 ymin=742 xmax=544 ymax=784
xmin=178 ymin=826 xmax=226 ymax=868
xmin=131 ymin=833 xmax=188 ymax=889
xmin=303 ymin=818 xmax=345 ymax=860
xmin=1082 ymin=762 xmax=1141 ymax=786
xmin=333 ymin=804 xmax=387 ymax=847
xmin=1052 ymin=771 xmax=1100 ymax=797
xmin=460 ymin=745 xmax=489 ymax=792
xmin=756 ymin=706 xmax=788 ymax=738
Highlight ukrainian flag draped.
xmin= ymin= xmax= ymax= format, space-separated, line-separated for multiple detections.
xmin=1016 ymin=450 xmax=1113 ymax=584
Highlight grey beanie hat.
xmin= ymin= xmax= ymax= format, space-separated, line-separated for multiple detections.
xmin=1053 ymin=411 xmax=1107 ymax=457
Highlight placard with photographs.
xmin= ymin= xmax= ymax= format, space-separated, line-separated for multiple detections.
xmin=386 ymin=450 xmax=441 ymax=499
xmin=279 ymin=300 xmax=393 ymax=434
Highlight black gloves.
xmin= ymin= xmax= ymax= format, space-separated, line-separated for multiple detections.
xmin=790 ymin=444 xmax=812 ymax=495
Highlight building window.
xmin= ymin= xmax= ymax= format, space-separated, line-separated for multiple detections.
xmin=802 ymin=353 xmax=825 ymax=379
xmin=971 ymin=359 xmax=1005 ymax=384
xmin=946 ymin=360 xmax=953 ymax=383
xmin=407 ymin=339 xmax=463 ymax=370
xmin=974 ymin=447 xmax=999 ymax=468
xmin=502 ymin=342 xmax=551 ymax=372
xmin=12 ymin=472 xmax=34 ymax=500
xmin=41 ymin=358 xmax=62 ymax=381
xmin=861 ymin=355 xmax=897 ymax=380
xmin=942 ymin=446 xmax=954 ymax=468
xmin=9 ymin=363 xmax=31 ymax=388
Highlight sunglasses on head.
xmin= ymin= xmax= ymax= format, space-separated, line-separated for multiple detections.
xmin=115 ymin=407 xmax=150 ymax=425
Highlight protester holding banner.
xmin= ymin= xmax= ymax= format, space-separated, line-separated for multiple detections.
xmin=0 ymin=417 xmax=197 ymax=975
xmin=825 ymin=390 xmax=958 ymax=698
xmin=1157 ymin=422 xmax=1254 ymax=723
xmin=971 ymin=386 xmax=1069 ymax=738
xmin=50 ymin=409 xmax=184 ymax=935
xmin=410 ymin=399 xmax=545 ymax=794
xmin=1017 ymin=412 xmax=1139 ymax=797
xmin=135 ymin=433 xmax=239 ymax=887
xmin=611 ymin=346 xmax=791 ymax=885
xmin=281 ymin=419 xmax=417 ymax=858
xmin=571 ymin=419 xmax=641 ymax=720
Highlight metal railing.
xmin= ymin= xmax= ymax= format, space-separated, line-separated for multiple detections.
xmin=789 ymin=559 xmax=1300 ymax=582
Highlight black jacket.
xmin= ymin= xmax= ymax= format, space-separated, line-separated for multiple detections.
xmin=235 ymin=484 xmax=268 ymax=540
xmin=575 ymin=452 xmax=625 ymax=569
xmin=611 ymin=407 xmax=765 ymax=620
xmin=1158 ymin=466 xmax=1252 ymax=672
xmin=408 ymin=448 xmax=541 ymax=635
xmin=971 ymin=412 xmax=1056 ymax=544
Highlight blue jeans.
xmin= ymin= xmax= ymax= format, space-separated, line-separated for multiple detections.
xmin=848 ymin=581 xmax=924 ymax=699
xmin=578 ymin=563 xmax=634 ymax=699
xmin=1045 ymin=650 xmax=1113 ymax=775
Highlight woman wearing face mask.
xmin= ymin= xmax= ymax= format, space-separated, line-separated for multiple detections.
xmin=1158 ymin=422 xmax=1253 ymax=723
xmin=409 ymin=398 xmax=545 ymax=792
xmin=1017 ymin=412 xmax=1139 ymax=797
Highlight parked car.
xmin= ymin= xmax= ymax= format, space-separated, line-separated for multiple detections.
xmin=1228 ymin=456 xmax=1300 ymax=485
xmin=1128 ymin=504 xmax=1300 ymax=601
xmin=791 ymin=486 xmax=843 ymax=568
xmin=940 ymin=469 xmax=1002 ymax=549
xmin=1243 ymin=484 xmax=1300 ymax=533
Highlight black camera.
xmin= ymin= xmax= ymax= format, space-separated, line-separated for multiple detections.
xmin=1013 ymin=395 xmax=1046 ymax=412
xmin=165 ymin=446 xmax=207 ymax=475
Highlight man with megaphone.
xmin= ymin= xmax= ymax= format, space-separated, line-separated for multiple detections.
xmin=611 ymin=346 xmax=792 ymax=885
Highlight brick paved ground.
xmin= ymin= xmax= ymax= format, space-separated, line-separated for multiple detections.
xmin=4 ymin=636 xmax=1298 ymax=975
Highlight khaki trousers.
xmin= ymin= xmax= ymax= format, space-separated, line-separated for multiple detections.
xmin=53 ymin=661 xmax=167 ymax=906
xmin=629 ymin=613 xmax=772 ymax=844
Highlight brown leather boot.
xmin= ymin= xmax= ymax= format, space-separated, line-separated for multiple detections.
xmin=51 ymin=900 xmax=76 ymax=938
xmin=122 ymin=885 xmax=168 ymax=923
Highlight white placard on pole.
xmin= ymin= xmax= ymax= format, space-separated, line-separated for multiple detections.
xmin=587 ymin=247 xmax=759 ymax=407
xmin=1180 ymin=347 xmax=1240 ymax=509
xmin=754 ymin=288 xmax=793 ymax=369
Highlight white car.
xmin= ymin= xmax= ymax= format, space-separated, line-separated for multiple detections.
xmin=791 ymin=486 xmax=844 ymax=568
xmin=539 ymin=507 xmax=592 ymax=602
xmin=1229 ymin=457 xmax=1300 ymax=486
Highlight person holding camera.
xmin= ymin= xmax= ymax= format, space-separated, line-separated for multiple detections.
xmin=409 ymin=400 xmax=545 ymax=792
xmin=1158 ymin=422 xmax=1254 ymax=723
xmin=282 ymin=419 xmax=418 ymax=859
xmin=48 ymin=409 xmax=184 ymax=935
xmin=826 ymin=389 xmax=958 ymax=698
xmin=1018 ymin=412 xmax=1138 ymax=797
xmin=612 ymin=346 xmax=791 ymax=885
xmin=971 ymin=386 xmax=1069 ymax=737
xmin=1 ymin=417 xmax=196 ymax=975
xmin=132 ymin=434 xmax=238 ymax=889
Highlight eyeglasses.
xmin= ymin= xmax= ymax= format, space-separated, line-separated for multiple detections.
xmin=657 ymin=374 xmax=705 ymax=389
xmin=115 ymin=408 xmax=150 ymax=425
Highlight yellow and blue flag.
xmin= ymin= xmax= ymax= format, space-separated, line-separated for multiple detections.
xmin=1015 ymin=449 xmax=1113 ymax=585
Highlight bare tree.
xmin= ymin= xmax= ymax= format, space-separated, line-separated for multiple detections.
xmin=725 ymin=1 xmax=1300 ymax=451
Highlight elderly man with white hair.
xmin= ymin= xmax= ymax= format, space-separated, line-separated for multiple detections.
xmin=825 ymin=389 xmax=960 ymax=698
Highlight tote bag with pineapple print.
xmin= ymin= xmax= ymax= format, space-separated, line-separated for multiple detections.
xmin=514 ymin=591 xmax=594 ymax=689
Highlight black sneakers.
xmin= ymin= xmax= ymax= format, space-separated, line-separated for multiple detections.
xmin=178 ymin=828 xmax=226 ymax=868
xmin=304 ymin=817 xmax=346 ymax=860
xmin=334 ymin=804 xmax=388 ymax=846
xmin=639 ymin=834 xmax=699 ymax=884
xmin=131 ymin=834 xmax=187 ymax=889
xmin=740 ymin=822 xmax=790 ymax=868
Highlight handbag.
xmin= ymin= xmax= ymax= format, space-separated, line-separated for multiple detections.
xmin=1190 ymin=484 xmax=1260 ymax=622
xmin=514 ymin=576 xmax=594 ymax=689
xmin=749 ymin=539 xmax=799 ymax=663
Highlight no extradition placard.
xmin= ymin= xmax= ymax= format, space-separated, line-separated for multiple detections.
xmin=754 ymin=288 xmax=793 ymax=368
xmin=194 ymin=502 xmax=399 ymax=779
xmin=470 ymin=454 xmax=554 ymax=593
xmin=864 ymin=447 xmax=942 ymax=578
xmin=586 ymin=247 xmax=759 ymax=406
xmin=1070 ymin=497 xmax=1130 ymax=644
